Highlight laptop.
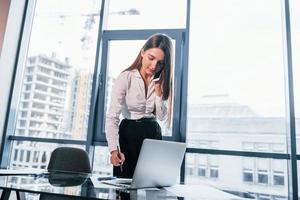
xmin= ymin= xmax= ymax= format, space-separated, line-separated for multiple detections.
xmin=102 ymin=139 xmax=186 ymax=189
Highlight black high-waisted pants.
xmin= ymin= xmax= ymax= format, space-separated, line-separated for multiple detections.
xmin=113 ymin=117 xmax=162 ymax=178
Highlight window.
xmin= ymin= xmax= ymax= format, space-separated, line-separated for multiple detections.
xmin=38 ymin=66 xmax=51 ymax=74
xmin=3 ymin=0 xmax=101 ymax=171
xmin=186 ymin=167 xmax=194 ymax=176
xmin=208 ymin=156 xmax=219 ymax=179
xmin=243 ymin=169 xmax=254 ymax=183
xmin=33 ymin=151 xmax=39 ymax=163
xmin=13 ymin=150 xmax=18 ymax=161
xmin=197 ymin=166 xmax=206 ymax=177
xmin=19 ymin=120 xmax=26 ymax=127
xmin=26 ymin=76 xmax=33 ymax=82
xmin=209 ymin=167 xmax=219 ymax=179
xmin=258 ymin=170 xmax=269 ymax=184
xmin=95 ymin=32 xmax=182 ymax=142
xmin=0 ymin=1 xmax=297 ymax=199
xmin=21 ymin=112 xmax=27 ymax=118
xmin=23 ymin=93 xmax=30 ymax=100
xmin=187 ymin=0 xmax=287 ymax=150
xmin=273 ymin=171 xmax=284 ymax=186
xmin=25 ymin=85 xmax=31 ymax=91
xmin=26 ymin=151 xmax=31 ymax=162
xmin=93 ymin=146 xmax=112 ymax=175
xmin=19 ymin=150 xmax=24 ymax=162
xmin=185 ymin=154 xmax=196 ymax=177
xmin=41 ymin=152 xmax=47 ymax=163
xmin=10 ymin=141 xmax=84 ymax=170
xmin=26 ymin=67 xmax=34 ymax=74
xmin=106 ymin=0 xmax=186 ymax=30
xmin=290 ymin=0 xmax=300 ymax=195
xmin=291 ymin=0 xmax=300 ymax=153
xmin=185 ymin=0 xmax=289 ymax=194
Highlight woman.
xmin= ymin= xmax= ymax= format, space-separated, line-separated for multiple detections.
xmin=106 ymin=33 xmax=173 ymax=178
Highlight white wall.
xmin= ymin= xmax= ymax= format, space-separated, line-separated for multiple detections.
xmin=0 ymin=0 xmax=11 ymax=56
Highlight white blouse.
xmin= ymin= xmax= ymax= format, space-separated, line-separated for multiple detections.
xmin=105 ymin=69 xmax=167 ymax=152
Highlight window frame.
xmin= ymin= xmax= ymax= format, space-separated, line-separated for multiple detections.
xmin=0 ymin=1 xmax=299 ymax=199
xmin=92 ymin=29 xmax=186 ymax=144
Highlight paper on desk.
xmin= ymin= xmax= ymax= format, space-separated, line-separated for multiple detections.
xmin=165 ymin=184 xmax=245 ymax=200
xmin=90 ymin=176 xmax=121 ymax=189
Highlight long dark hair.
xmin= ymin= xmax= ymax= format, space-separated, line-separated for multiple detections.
xmin=125 ymin=33 xmax=172 ymax=100
xmin=125 ymin=33 xmax=173 ymax=125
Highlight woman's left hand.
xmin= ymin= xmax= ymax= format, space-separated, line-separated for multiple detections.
xmin=154 ymin=82 xmax=162 ymax=97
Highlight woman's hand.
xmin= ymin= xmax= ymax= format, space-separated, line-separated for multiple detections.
xmin=154 ymin=82 xmax=163 ymax=97
xmin=110 ymin=150 xmax=125 ymax=166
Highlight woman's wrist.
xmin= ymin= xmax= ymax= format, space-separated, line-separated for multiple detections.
xmin=110 ymin=150 xmax=117 ymax=155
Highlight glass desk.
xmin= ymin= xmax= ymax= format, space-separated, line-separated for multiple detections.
xmin=0 ymin=172 xmax=245 ymax=200
xmin=0 ymin=172 xmax=184 ymax=200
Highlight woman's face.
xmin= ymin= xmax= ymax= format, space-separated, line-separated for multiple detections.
xmin=141 ymin=47 xmax=165 ymax=77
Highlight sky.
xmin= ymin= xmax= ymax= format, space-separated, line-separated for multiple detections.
xmin=25 ymin=0 xmax=300 ymax=117
xmin=188 ymin=0 xmax=299 ymax=117
xmin=28 ymin=0 xmax=101 ymax=70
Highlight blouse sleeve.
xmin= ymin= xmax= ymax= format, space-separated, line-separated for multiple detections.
xmin=155 ymin=95 xmax=168 ymax=121
xmin=105 ymin=72 xmax=127 ymax=153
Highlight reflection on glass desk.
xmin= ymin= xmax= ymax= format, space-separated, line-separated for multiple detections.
xmin=0 ymin=172 xmax=246 ymax=200
xmin=0 ymin=172 xmax=183 ymax=200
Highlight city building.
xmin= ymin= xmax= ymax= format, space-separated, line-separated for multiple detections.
xmin=10 ymin=54 xmax=72 ymax=169
xmin=186 ymin=97 xmax=293 ymax=199
xmin=70 ymin=69 xmax=93 ymax=140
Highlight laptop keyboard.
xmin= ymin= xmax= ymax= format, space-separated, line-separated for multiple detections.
xmin=101 ymin=178 xmax=132 ymax=188
xmin=116 ymin=179 xmax=131 ymax=184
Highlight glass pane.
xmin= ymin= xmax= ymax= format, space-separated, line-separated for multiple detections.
xmin=106 ymin=0 xmax=186 ymax=30
xmin=93 ymin=146 xmax=113 ymax=175
xmin=9 ymin=141 xmax=84 ymax=169
xmin=297 ymin=161 xmax=300 ymax=195
xmin=291 ymin=1 xmax=300 ymax=197
xmin=187 ymin=0 xmax=287 ymax=152
xmin=290 ymin=1 xmax=300 ymax=155
xmin=10 ymin=0 xmax=101 ymax=140
xmin=185 ymin=153 xmax=288 ymax=199
xmin=104 ymin=40 xmax=176 ymax=136
xmin=289 ymin=4 xmax=300 ymax=197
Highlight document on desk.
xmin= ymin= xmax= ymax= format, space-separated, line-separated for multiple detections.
xmin=90 ymin=175 xmax=122 ymax=189
xmin=0 ymin=168 xmax=47 ymax=176
xmin=165 ymin=184 xmax=245 ymax=200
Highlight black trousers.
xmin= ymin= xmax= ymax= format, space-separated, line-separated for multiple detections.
xmin=113 ymin=118 xmax=162 ymax=178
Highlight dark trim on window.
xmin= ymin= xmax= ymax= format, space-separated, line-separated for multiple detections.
xmin=186 ymin=148 xmax=289 ymax=159
xmin=93 ymin=29 xmax=186 ymax=143
xmin=86 ymin=0 xmax=107 ymax=167
xmin=8 ymin=136 xmax=86 ymax=145
xmin=8 ymin=135 xmax=299 ymax=160
xmin=93 ymin=141 xmax=108 ymax=146
xmin=102 ymin=29 xmax=185 ymax=40
xmin=283 ymin=0 xmax=298 ymax=199
xmin=179 ymin=0 xmax=191 ymax=184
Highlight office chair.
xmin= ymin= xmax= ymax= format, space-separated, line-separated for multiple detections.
xmin=47 ymin=147 xmax=91 ymax=173
xmin=40 ymin=147 xmax=92 ymax=200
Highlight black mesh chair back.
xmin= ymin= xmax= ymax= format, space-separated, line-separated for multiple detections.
xmin=47 ymin=147 xmax=91 ymax=174
xmin=40 ymin=147 xmax=92 ymax=200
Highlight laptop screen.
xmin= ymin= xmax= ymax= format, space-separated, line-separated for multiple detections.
xmin=130 ymin=139 xmax=186 ymax=189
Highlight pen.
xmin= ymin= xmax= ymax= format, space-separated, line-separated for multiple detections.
xmin=117 ymin=146 xmax=123 ymax=172
xmin=98 ymin=176 xmax=116 ymax=181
